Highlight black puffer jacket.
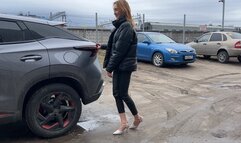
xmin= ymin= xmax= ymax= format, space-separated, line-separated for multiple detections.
xmin=103 ymin=16 xmax=137 ymax=73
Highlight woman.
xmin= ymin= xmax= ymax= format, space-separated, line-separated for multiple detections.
xmin=103 ymin=0 xmax=143 ymax=135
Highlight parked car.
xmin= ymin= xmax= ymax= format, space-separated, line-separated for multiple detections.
xmin=187 ymin=32 xmax=241 ymax=63
xmin=137 ymin=32 xmax=196 ymax=67
xmin=0 ymin=14 xmax=104 ymax=138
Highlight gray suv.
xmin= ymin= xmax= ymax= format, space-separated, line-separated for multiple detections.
xmin=0 ymin=14 xmax=104 ymax=138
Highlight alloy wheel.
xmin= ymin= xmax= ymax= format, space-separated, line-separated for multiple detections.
xmin=25 ymin=84 xmax=81 ymax=138
xmin=152 ymin=52 xmax=164 ymax=67
xmin=37 ymin=92 xmax=75 ymax=130
xmin=217 ymin=51 xmax=229 ymax=63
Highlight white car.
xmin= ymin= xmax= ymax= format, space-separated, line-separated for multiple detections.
xmin=187 ymin=32 xmax=241 ymax=63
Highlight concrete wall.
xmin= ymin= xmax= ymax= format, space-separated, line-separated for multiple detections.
xmin=161 ymin=31 xmax=205 ymax=43
xmin=67 ymin=27 xmax=205 ymax=44
xmin=67 ymin=27 xmax=111 ymax=44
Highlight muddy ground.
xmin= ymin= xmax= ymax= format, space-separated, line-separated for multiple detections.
xmin=1 ymin=51 xmax=241 ymax=143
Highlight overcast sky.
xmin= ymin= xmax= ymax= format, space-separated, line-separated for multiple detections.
xmin=1 ymin=0 xmax=241 ymax=27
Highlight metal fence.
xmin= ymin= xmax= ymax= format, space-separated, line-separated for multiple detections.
xmin=65 ymin=13 xmax=240 ymax=44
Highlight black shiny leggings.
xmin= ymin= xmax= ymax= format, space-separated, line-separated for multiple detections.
xmin=113 ymin=71 xmax=138 ymax=115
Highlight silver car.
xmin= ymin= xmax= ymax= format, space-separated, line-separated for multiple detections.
xmin=187 ymin=32 xmax=241 ymax=63
xmin=0 ymin=14 xmax=104 ymax=138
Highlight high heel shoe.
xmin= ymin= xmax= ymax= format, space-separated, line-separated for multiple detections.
xmin=129 ymin=116 xmax=143 ymax=129
xmin=113 ymin=124 xmax=129 ymax=135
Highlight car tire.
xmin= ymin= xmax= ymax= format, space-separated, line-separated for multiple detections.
xmin=203 ymin=55 xmax=211 ymax=59
xmin=237 ymin=56 xmax=241 ymax=63
xmin=152 ymin=52 xmax=164 ymax=67
xmin=217 ymin=51 xmax=229 ymax=63
xmin=25 ymin=84 xmax=81 ymax=138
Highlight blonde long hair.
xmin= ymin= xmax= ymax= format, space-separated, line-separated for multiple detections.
xmin=114 ymin=0 xmax=135 ymax=27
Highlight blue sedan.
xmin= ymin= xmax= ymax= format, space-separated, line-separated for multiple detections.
xmin=137 ymin=32 xmax=196 ymax=67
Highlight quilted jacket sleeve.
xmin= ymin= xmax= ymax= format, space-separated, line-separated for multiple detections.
xmin=106 ymin=23 xmax=134 ymax=73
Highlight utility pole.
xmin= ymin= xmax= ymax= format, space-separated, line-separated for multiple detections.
xmin=95 ymin=12 xmax=99 ymax=43
xmin=183 ymin=14 xmax=186 ymax=44
xmin=142 ymin=14 xmax=145 ymax=32
xmin=218 ymin=0 xmax=225 ymax=31
xmin=49 ymin=12 xmax=52 ymax=21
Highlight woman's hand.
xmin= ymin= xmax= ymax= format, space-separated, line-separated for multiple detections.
xmin=107 ymin=71 xmax=113 ymax=78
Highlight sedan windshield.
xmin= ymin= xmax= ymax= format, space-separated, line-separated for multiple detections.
xmin=147 ymin=33 xmax=175 ymax=43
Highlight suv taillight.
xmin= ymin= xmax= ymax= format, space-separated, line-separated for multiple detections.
xmin=235 ymin=41 xmax=241 ymax=48
xmin=74 ymin=44 xmax=100 ymax=57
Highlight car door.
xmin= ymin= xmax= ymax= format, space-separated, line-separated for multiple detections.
xmin=193 ymin=33 xmax=211 ymax=55
xmin=0 ymin=20 xmax=49 ymax=112
xmin=137 ymin=33 xmax=152 ymax=60
xmin=208 ymin=33 xmax=223 ymax=55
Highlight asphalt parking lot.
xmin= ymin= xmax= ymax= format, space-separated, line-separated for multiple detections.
xmin=1 ymin=53 xmax=241 ymax=143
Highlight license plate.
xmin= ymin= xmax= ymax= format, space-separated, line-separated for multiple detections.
xmin=184 ymin=55 xmax=193 ymax=60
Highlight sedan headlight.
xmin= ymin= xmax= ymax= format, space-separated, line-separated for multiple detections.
xmin=166 ymin=48 xmax=178 ymax=54
xmin=193 ymin=49 xmax=196 ymax=54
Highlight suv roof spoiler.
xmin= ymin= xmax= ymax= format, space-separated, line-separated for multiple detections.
xmin=0 ymin=13 xmax=66 ymax=26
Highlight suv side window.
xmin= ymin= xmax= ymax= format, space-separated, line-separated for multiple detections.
xmin=137 ymin=34 xmax=149 ymax=43
xmin=198 ymin=33 xmax=211 ymax=42
xmin=0 ymin=20 xmax=25 ymax=43
xmin=24 ymin=22 xmax=82 ymax=40
xmin=210 ymin=33 xmax=222 ymax=41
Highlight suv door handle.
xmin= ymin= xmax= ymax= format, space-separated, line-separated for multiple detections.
xmin=20 ymin=55 xmax=42 ymax=62
xmin=203 ymin=43 xmax=207 ymax=45
xmin=217 ymin=43 xmax=221 ymax=45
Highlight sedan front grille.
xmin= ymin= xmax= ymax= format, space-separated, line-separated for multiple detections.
xmin=180 ymin=50 xmax=194 ymax=53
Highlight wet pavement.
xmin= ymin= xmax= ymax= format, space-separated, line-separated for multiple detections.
xmin=1 ymin=55 xmax=241 ymax=143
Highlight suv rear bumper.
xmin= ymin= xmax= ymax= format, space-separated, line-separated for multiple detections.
xmin=0 ymin=112 xmax=19 ymax=124
xmin=82 ymin=81 xmax=104 ymax=105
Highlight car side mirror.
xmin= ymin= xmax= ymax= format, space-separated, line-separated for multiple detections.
xmin=194 ymin=39 xmax=199 ymax=43
xmin=143 ymin=41 xmax=150 ymax=45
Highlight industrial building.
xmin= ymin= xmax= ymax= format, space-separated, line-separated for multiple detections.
xmin=142 ymin=22 xmax=238 ymax=32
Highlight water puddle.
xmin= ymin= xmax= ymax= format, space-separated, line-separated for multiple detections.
xmin=77 ymin=120 xmax=100 ymax=131
xmin=198 ymin=96 xmax=210 ymax=100
xmin=101 ymin=114 xmax=119 ymax=122
xmin=77 ymin=114 xmax=119 ymax=131
xmin=220 ymin=84 xmax=241 ymax=90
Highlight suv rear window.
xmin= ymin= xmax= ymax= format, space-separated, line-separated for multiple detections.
xmin=0 ymin=21 xmax=27 ymax=43
xmin=24 ymin=22 xmax=83 ymax=41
